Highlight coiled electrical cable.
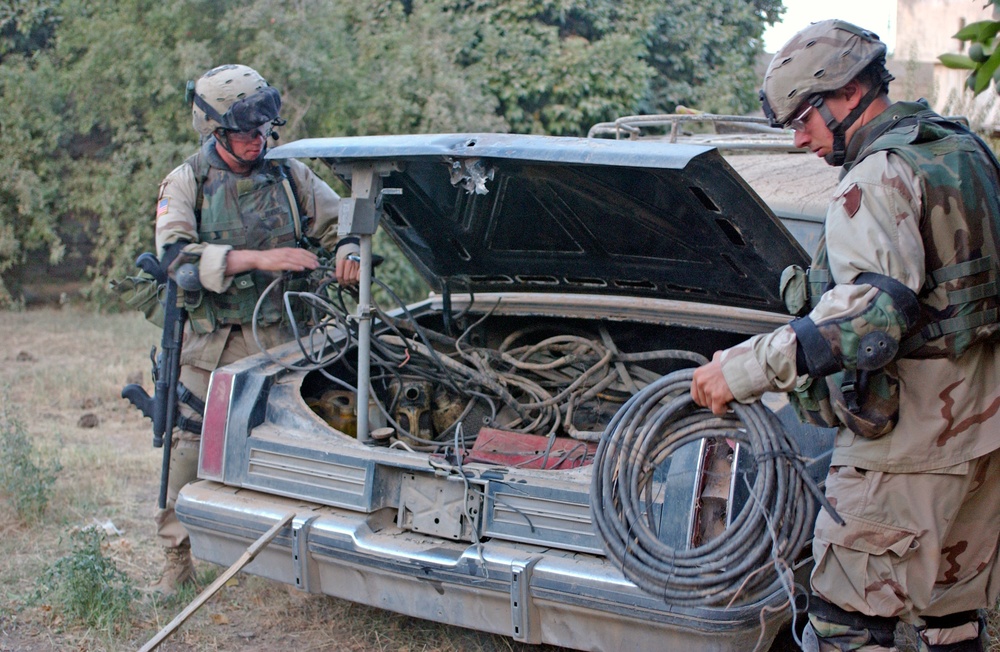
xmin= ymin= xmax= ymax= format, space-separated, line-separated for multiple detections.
xmin=591 ymin=368 xmax=836 ymax=607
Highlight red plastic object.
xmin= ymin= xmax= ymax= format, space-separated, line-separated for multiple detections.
xmin=466 ymin=428 xmax=597 ymax=469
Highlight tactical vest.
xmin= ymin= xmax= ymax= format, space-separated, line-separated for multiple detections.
xmin=185 ymin=147 xmax=304 ymax=334
xmin=862 ymin=109 xmax=1000 ymax=358
xmin=806 ymin=104 xmax=1000 ymax=359
xmin=791 ymin=104 xmax=1000 ymax=437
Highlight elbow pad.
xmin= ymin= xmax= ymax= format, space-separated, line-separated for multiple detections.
xmin=791 ymin=272 xmax=920 ymax=377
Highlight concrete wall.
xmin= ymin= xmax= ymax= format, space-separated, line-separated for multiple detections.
xmin=895 ymin=0 xmax=992 ymax=62
xmin=891 ymin=0 xmax=999 ymax=124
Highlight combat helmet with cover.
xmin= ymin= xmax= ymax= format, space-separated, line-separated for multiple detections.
xmin=760 ymin=19 xmax=894 ymax=166
xmin=189 ymin=64 xmax=285 ymax=164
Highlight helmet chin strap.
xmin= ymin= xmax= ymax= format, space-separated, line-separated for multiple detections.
xmin=812 ymin=83 xmax=885 ymax=166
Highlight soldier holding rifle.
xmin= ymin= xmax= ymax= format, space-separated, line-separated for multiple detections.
xmin=144 ymin=64 xmax=358 ymax=595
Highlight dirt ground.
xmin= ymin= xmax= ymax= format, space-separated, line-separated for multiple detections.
xmin=0 ymin=307 xmax=570 ymax=652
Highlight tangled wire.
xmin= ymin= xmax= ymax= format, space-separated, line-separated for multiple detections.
xmin=251 ymin=268 xmax=709 ymax=451
xmin=591 ymin=368 xmax=838 ymax=610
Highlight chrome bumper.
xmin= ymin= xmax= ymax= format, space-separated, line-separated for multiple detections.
xmin=177 ymin=480 xmax=790 ymax=652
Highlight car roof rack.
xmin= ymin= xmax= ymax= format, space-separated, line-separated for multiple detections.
xmin=587 ymin=112 xmax=803 ymax=152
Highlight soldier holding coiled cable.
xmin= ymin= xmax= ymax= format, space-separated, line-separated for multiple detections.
xmin=691 ymin=20 xmax=1000 ymax=652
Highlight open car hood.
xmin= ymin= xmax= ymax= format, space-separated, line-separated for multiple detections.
xmin=269 ymin=133 xmax=810 ymax=313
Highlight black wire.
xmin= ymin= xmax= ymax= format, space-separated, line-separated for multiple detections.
xmin=590 ymin=368 xmax=828 ymax=607
xmin=371 ymin=276 xmax=465 ymax=395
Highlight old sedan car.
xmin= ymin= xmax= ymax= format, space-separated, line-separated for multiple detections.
xmin=175 ymin=126 xmax=840 ymax=651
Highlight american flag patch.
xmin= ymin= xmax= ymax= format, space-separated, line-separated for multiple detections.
xmin=156 ymin=197 xmax=169 ymax=217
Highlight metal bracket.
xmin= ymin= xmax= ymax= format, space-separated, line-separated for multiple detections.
xmin=338 ymin=197 xmax=378 ymax=235
xmin=291 ymin=515 xmax=319 ymax=593
xmin=510 ymin=557 xmax=541 ymax=643
xmin=335 ymin=161 xmax=403 ymax=237
xmin=336 ymin=162 xmax=404 ymax=444
xmin=398 ymin=473 xmax=481 ymax=541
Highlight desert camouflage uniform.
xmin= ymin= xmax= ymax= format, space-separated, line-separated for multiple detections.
xmin=152 ymin=135 xmax=358 ymax=549
xmin=718 ymin=103 xmax=1000 ymax=647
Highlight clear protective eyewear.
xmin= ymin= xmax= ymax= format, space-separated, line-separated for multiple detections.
xmin=783 ymin=104 xmax=814 ymax=132
xmin=226 ymin=124 xmax=270 ymax=145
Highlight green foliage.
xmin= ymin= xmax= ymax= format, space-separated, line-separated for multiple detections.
xmin=0 ymin=397 xmax=61 ymax=522
xmin=0 ymin=54 xmax=66 ymax=306
xmin=940 ymin=52 xmax=979 ymax=70
xmin=644 ymin=0 xmax=782 ymax=116
xmin=939 ymin=4 xmax=1000 ymax=95
xmin=443 ymin=0 xmax=659 ymax=134
xmin=373 ymin=228 xmax=430 ymax=307
xmin=33 ymin=527 xmax=137 ymax=637
xmin=0 ymin=0 xmax=781 ymax=308
xmin=0 ymin=0 xmax=61 ymax=60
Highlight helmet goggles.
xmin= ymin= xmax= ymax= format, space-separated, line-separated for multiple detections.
xmin=194 ymin=85 xmax=282 ymax=133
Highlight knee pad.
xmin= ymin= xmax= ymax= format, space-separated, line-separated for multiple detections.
xmin=919 ymin=611 xmax=986 ymax=652
xmin=807 ymin=594 xmax=898 ymax=650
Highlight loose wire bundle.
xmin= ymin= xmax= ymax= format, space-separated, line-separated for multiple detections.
xmin=250 ymin=267 xmax=710 ymax=451
xmin=590 ymin=368 xmax=829 ymax=608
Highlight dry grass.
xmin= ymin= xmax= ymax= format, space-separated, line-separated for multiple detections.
xmin=0 ymin=307 xmax=566 ymax=652
xmin=1 ymin=307 xmax=996 ymax=652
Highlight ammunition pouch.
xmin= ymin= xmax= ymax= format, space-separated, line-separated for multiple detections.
xmin=780 ymin=264 xmax=810 ymax=317
xmin=788 ymin=375 xmax=838 ymax=428
xmin=111 ymin=272 xmax=165 ymax=328
xmin=186 ymin=271 xmax=311 ymax=335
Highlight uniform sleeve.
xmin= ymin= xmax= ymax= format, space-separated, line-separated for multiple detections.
xmin=154 ymin=163 xmax=233 ymax=293
xmin=720 ymin=152 xmax=925 ymax=403
xmin=284 ymin=160 xmax=349 ymax=251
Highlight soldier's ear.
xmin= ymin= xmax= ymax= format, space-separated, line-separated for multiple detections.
xmin=840 ymin=80 xmax=864 ymax=109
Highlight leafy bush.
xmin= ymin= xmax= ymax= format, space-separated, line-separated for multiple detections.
xmin=0 ymin=0 xmax=783 ymax=307
xmin=0 ymin=400 xmax=61 ymax=523
xmin=34 ymin=527 xmax=137 ymax=637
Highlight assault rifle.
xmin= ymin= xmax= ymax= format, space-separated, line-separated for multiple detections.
xmin=121 ymin=252 xmax=203 ymax=509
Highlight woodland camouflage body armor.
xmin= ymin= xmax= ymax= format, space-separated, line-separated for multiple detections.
xmin=183 ymin=143 xmax=303 ymax=334
xmin=793 ymin=102 xmax=1000 ymax=436
xmin=858 ymin=104 xmax=1000 ymax=358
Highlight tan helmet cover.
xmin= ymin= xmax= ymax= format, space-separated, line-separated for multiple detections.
xmin=191 ymin=64 xmax=270 ymax=137
xmin=761 ymin=19 xmax=887 ymax=126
